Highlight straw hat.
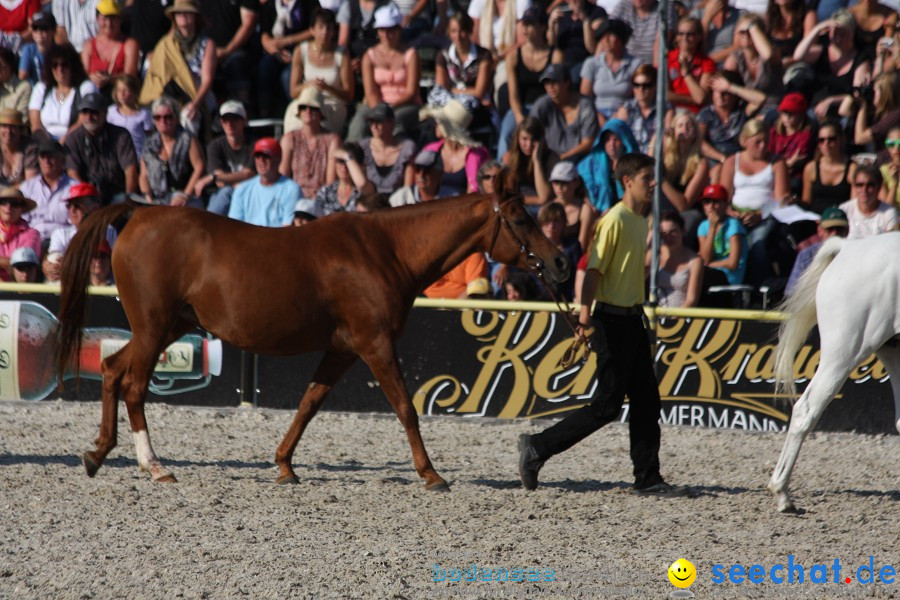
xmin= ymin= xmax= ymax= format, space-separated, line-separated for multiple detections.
xmin=419 ymin=99 xmax=480 ymax=148
xmin=0 ymin=186 xmax=37 ymax=213
xmin=165 ymin=0 xmax=201 ymax=17
xmin=0 ymin=108 xmax=24 ymax=127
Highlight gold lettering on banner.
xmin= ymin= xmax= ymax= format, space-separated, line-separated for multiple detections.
xmin=410 ymin=312 xmax=887 ymax=420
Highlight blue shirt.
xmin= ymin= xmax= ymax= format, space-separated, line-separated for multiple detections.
xmin=228 ymin=175 xmax=301 ymax=227
xmin=697 ymin=216 xmax=748 ymax=285
xmin=18 ymin=43 xmax=43 ymax=85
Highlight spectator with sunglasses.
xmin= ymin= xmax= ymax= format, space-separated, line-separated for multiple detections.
xmin=668 ymin=17 xmax=715 ymax=114
xmin=138 ymin=95 xmax=204 ymax=206
xmin=613 ymin=65 xmax=673 ymax=156
xmin=279 ymin=86 xmax=339 ymax=199
xmin=0 ymin=186 xmax=40 ymax=281
xmin=28 ymin=42 xmax=97 ymax=143
xmin=313 ymin=142 xmax=375 ymax=215
xmin=44 ymin=181 xmax=117 ymax=281
xmin=839 ymin=164 xmax=898 ymax=238
xmin=800 ymin=119 xmax=856 ymax=214
xmin=696 ymin=183 xmax=747 ymax=286
xmin=880 ymin=125 xmax=900 ymax=206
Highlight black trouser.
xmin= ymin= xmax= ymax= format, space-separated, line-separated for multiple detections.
xmin=531 ymin=307 xmax=663 ymax=489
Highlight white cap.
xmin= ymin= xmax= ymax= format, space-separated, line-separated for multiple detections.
xmin=549 ymin=161 xmax=578 ymax=183
xmin=219 ymin=100 xmax=247 ymax=119
xmin=374 ymin=3 xmax=402 ymax=28
xmin=294 ymin=198 xmax=321 ymax=219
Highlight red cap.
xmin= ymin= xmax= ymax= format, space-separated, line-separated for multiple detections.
xmin=67 ymin=182 xmax=100 ymax=203
xmin=93 ymin=240 xmax=112 ymax=256
xmin=778 ymin=92 xmax=808 ymax=114
xmin=701 ymin=184 xmax=729 ymax=203
xmin=253 ymin=137 xmax=281 ymax=158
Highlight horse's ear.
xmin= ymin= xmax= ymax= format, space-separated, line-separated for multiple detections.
xmin=493 ymin=169 xmax=508 ymax=199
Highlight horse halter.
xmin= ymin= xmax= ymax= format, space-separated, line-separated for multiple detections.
xmin=487 ymin=198 xmax=590 ymax=367
xmin=487 ymin=198 xmax=545 ymax=275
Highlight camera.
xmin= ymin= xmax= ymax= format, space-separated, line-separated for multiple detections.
xmin=854 ymin=82 xmax=875 ymax=103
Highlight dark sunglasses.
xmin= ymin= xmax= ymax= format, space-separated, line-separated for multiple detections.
xmin=702 ymin=197 xmax=724 ymax=204
xmin=853 ymin=181 xmax=878 ymax=189
xmin=633 ymin=82 xmax=653 ymax=89
xmin=152 ymin=113 xmax=174 ymax=121
xmin=676 ymin=31 xmax=698 ymax=37
xmin=50 ymin=61 xmax=69 ymax=69
xmin=818 ymin=135 xmax=837 ymax=143
xmin=0 ymin=198 xmax=26 ymax=207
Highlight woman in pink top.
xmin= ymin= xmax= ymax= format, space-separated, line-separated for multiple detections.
xmin=420 ymin=99 xmax=489 ymax=196
xmin=347 ymin=4 xmax=421 ymax=142
xmin=0 ymin=187 xmax=40 ymax=282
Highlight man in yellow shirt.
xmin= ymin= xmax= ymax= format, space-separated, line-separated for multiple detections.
xmin=518 ymin=153 xmax=685 ymax=497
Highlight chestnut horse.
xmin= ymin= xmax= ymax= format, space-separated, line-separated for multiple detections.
xmin=56 ymin=193 xmax=569 ymax=491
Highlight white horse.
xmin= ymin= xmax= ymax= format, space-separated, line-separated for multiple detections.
xmin=770 ymin=232 xmax=900 ymax=512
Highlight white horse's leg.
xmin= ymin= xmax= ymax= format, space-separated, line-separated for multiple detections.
xmin=874 ymin=344 xmax=900 ymax=434
xmin=767 ymin=352 xmax=853 ymax=512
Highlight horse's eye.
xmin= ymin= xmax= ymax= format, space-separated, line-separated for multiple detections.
xmin=513 ymin=218 xmax=529 ymax=227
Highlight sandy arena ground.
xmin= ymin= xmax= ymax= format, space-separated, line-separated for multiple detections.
xmin=1 ymin=399 xmax=898 ymax=600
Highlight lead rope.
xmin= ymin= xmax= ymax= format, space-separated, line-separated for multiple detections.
xmin=534 ymin=271 xmax=593 ymax=369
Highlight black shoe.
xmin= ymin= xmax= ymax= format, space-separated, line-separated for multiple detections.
xmin=633 ymin=481 xmax=689 ymax=498
xmin=517 ymin=434 xmax=544 ymax=491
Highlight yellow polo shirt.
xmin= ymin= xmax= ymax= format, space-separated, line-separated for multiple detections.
xmin=586 ymin=201 xmax=647 ymax=307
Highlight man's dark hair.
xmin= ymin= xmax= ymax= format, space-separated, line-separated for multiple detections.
xmin=614 ymin=153 xmax=655 ymax=185
xmin=855 ymin=163 xmax=884 ymax=187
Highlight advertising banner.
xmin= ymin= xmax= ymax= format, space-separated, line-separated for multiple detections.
xmin=0 ymin=293 xmax=895 ymax=434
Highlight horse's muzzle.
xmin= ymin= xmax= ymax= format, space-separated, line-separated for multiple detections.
xmin=546 ymin=255 xmax=571 ymax=285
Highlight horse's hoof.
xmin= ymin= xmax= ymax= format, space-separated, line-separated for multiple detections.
xmin=425 ymin=480 xmax=451 ymax=492
xmin=276 ymin=474 xmax=300 ymax=485
xmin=777 ymin=499 xmax=797 ymax=513
xmin=154 ymin=474 xmax=178 ymax=483
xmin=83 ymin=452 xmax=100 ymax=478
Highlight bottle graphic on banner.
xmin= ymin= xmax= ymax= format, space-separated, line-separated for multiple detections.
xmin=0 ymin=301 xmax=223 ymax=402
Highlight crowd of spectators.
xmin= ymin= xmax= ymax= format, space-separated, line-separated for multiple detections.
xmin=0 ymin=0 xmax=899 ymax=305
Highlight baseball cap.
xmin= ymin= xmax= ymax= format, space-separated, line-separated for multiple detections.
xmin=701 ymin=184 xmax=728 ymax=203
xmin=78 ymin=93 xmax=106 ymax=113
xmin=94 ymin=240 xmax=112 ymax=256
xmin=67 ymin=182 xmax=101 ymax=203
xmin=294 ymin=198 xmax=321 ymax=220
xmin=219 ymin=100 xmax=247 ymax=119
xmin=549 ymin=161 xmax=578 ymax=183
xmin=253 ymin=137 xmax=281 ymax=158
xmin=10 ymin=247 xmax=38 ymax=267
xmin=38 ymin=139 xmax=65 ymax=156
xmin=778 ymin=92 xmax=808 ymax=114
xmin=368 ymin=102 xmax=395 ymax=123
xmin=32 ymin=12 xmax=57 ymax=30
xmin=521 ymin=6 xmax=547 ymax=26
xmin=820 ymin=206 xmax=849 ymax=229
xmin=540 ymin=64 xmax=570 ymax=84
xmin=96 ymin=0 xmax=120 ymax=16
xmin=413 ymin=149 xmax=442 ymax=170
xmin=373 ymin=3 xmax=402 ymax=28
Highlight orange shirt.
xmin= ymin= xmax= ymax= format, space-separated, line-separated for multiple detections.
xmin=423 ymin=253 xmax=489 ymax=299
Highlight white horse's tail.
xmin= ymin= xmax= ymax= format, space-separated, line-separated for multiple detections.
xmin=774 ymin=236 xmax=846 ymax=397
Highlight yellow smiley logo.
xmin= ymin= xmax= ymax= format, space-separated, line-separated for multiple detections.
xmin=668 ymin=558 xmax=697 ymax=588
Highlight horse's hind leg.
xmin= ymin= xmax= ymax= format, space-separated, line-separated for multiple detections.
xmin=360 ymin=342 xmax=448 ymax=492
xmin=274 ymin=351 xmax=357 ymax=484
xmin=767 ymin=352 xmax=852 ymax=512
xmin=873 ymin=344 xmax=900 ymax=434
xmin=83 ymin=343 xmax=130 ymax=477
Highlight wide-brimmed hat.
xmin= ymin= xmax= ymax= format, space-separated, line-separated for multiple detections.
xmin=165 ymin=0 xmax=201 ymax=17
xmin=419 ymin=99 xmax=480 ymax=148
xmin=0 ymin=108 xmax=24 ymax=127
xmin=0 ymin=187 xmax=37 ymax=212
xmin=296 ymin=86 xmax=324 ymax=111
xmin=820 ymin=206 xmax=849 ymax=229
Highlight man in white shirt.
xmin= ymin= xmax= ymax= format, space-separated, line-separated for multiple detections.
xmin=840 ymin=164 xmax=898 ymax=239
xmin=19 ymin=139 xmax=74 ymax=243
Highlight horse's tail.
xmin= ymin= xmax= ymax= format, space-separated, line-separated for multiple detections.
xmin=773 ymin=235 xmax=846 ymax=397
xmin=57 ymin=203 xmax=138 ymax=383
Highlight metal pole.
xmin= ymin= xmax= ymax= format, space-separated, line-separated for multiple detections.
xmin=239 ymin=350 xmax=258 ymax=407
xmin=649 ymin=0 xmax=670 ymax=310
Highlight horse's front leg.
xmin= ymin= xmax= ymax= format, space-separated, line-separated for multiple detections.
xmin=275 ymin=351 xmax=357 ymax=484
xmin=360 ymin=342 xmax=449 ymax=491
